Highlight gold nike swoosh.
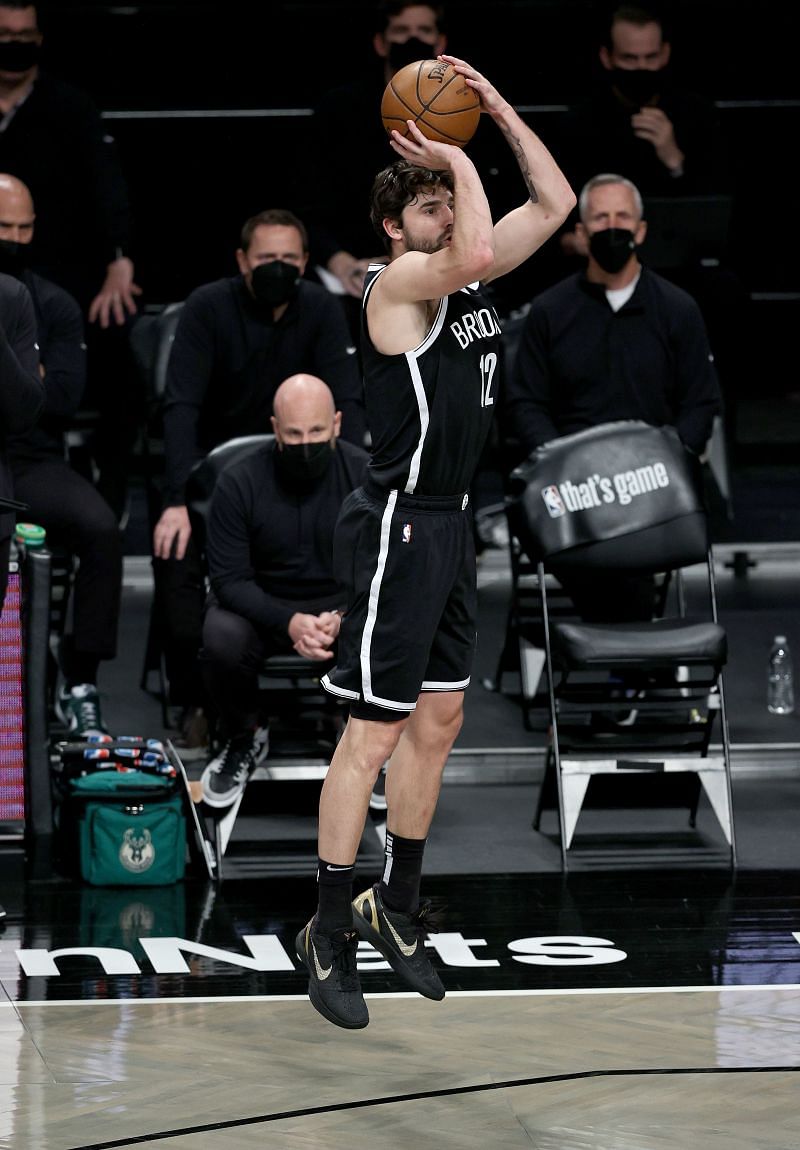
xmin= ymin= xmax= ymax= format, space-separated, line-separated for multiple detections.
xmin=311 ymin=940 xmax=333 ymax=980
xmin=385 ymin=915 xmax=417 ymax=957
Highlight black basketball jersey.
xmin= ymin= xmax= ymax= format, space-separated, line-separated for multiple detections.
xmin=360 ymin=263 xmax=502 ymax=496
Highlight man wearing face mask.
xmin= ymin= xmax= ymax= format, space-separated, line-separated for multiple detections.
xmin=300 ymin=2 xmax=448 ymax=307
xmin=198 ymin=374 xmax=368 ymax=808
xmin=152 ymin=208 xmax=365 ymax=757
xmin=0 ymin=173 xmax=122 ymax=738
xmin=503 ymin=172 xmax=720 ymax=625
xmin=505 ymin=172 xmax=720 ymax=460
xmin=0 ymin=2 xmax=144 ymax=522
xmin=559 ymin=4 xmax=729 ymax=208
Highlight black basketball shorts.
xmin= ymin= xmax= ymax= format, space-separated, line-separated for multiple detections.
xmin=321 ymin=480 xmax=477 ymax=721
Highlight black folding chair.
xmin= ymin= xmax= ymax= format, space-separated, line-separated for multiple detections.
xmin=507 ymin=420 xmax=736 ymax=869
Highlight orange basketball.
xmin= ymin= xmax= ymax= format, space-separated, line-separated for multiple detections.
xmin=381 ymin=59 xmax=481 ymax=148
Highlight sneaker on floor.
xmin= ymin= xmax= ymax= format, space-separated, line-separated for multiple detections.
xmin=55 ymin=683 xmax=109 ymax=738
xmin=200 ymin=726 xmax=269 ymax=808
xmin=295 ymin=917 xmax=368 ymax=1030
xmin=352 ymin=884 xmax=445 ymax=1001
xmin=368 ymin=763 xmax=388 ymax=813
xmin=172 ymin=706 xmax=209 ymax=763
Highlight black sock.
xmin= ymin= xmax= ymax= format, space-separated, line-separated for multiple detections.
xmin=316 ymin=858 xmax=356 ymax=935
xmin=379 ymin=831 xmax=426 ymax=915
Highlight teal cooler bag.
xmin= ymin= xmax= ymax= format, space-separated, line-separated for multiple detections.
xmin=70 ymin=770 xmax=186 ymax=886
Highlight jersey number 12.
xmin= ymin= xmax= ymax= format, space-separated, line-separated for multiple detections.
xmin=480 ymin=352 xmax=497 ymax=408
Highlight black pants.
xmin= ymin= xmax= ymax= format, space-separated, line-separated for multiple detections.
xmin=12 ymin=457 xmax=122 ymax=659
xmin=151 ymin=540 xmax=206 ymax=708
xmin=200 ymin=594 xmax=338 ymax=736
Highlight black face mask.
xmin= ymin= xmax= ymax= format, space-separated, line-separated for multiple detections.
xmin=388 ymin=36 xmax=436 ymax=72
xmin=589 ymin=227 xmax=637 ymax=274
xmin=610 ymin=66 xmax=666 ymax=107
xmin=0 ymin=238 xmax=27 ymax=279
xmin=250 ymin=260 xmax=300 ymax=310
xmin=0 ymin=40 xmax=41 ymax=73
xmin=275 ymin=439 xmax=334 ymax=485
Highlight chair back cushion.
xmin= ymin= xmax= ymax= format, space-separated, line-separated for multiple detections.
xmin=185 ymin=434 xmax=274 ymax=551
xmin=508 ymin=421 xmax=707 ymax=571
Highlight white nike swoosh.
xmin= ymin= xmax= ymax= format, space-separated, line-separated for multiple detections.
xmin=385 ymin=916 xmax=417 ymax=957
xmin=326 ymin=864 xmax=352 ymax=871
xmin=311 ymin=940 xmax=333 ymax=980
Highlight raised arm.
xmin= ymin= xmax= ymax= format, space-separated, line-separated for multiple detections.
xmin=440 ymin=55 xmax=576 ymax=282
xmin=365 ymin=121 xmax=496 ymax=356
xmin=378 ymin=125 xmax=496 ymax=305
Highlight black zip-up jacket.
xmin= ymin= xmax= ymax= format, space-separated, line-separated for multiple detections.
xmin=206 ymin=438 xmax=369 ymax=640
xmin=7 ymin=271 xmax=86 ymax=465
xmin=0 ymin=273 xmax=44 ymax=539
xmin=162 ymin=276 xmax=366 ymax=505
xmin=504 ymin=267 xmax=721 ymax=457
xmin=0 ymin=72 xmax=133 ymax=305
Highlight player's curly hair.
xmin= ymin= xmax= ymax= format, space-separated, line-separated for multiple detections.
xmin=369 ymin=161 xmax=455 ymax=252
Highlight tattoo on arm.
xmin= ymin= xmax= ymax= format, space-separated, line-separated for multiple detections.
xmin=501 ymin=123 xmax=539 ymax=204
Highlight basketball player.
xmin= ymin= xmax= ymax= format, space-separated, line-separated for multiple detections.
xmin=296 ymin=54 xmax=575 ymax=1029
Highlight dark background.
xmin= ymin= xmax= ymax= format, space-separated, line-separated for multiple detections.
xmin=32 ymin=1 xmax=800 ymax=302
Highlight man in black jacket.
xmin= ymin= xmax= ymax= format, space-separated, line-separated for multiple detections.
xmin=0 ymin=267 xmax=42 ymax=611
xmin=505 ymin=172 xmax=720 ymax=461
xmin=0 ymin=2 xmax=143 ymax=519
xmin=504 ymin=170 xmax=721 ymax=624
xmin=199 ymin=373 xmax=368 ymax=808
xmin=0 ymin=173 xmax=122 ymax=737
xmin=152 ymin=208 xmax=366 ymax=754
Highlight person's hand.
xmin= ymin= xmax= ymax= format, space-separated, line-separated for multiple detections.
xmin=630 ymin=107 xmax=684 ymax=173
xmin=327 ymin=252 xmax=371 ymax=298
xmin=88 ymin=256 xmax=143 ymax=328
xmin=439 ymin=54 xmax=509 ymax=118
xmin=560 ymin=228 xmax=590 ymax=258
xmin=153 ymin=505 xmax=192 ymax=561
xmin=317 ymin=610 xmax=342 ymax=640
xmin=389 ymin=117 xmax=463 ymax=170
xmin=288 ymin=612 xmax=337 ymax=660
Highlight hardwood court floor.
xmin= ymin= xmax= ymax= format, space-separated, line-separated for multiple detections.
xmin=0 ymin=870 xmax=799 ymax=1149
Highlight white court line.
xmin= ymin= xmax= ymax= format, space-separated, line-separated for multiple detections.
xmin=1 ymin=983 xmax=799 ymax=1008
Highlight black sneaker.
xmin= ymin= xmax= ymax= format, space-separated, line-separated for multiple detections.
xmin=295 ymin=917 xmax=369 ymax=1030
xmin=368 ymin=763 xmax=387 ymax=813
xmin=55 ymin=683 xmax=109 ymax=738
xmin=200 ymin=726 xmax=269 ymax=808
xmin=352 ymin=884 xmax=445 ymax=1001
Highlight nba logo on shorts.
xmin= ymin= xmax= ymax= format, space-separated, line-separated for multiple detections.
xmin=541 ymin=485 xmax=566 ymax=518
xmin=402 ymin=522 xmax=413 ymax=543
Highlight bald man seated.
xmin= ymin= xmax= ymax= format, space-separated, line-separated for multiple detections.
xmin=199 ymin=374 xmax=369 ymax=808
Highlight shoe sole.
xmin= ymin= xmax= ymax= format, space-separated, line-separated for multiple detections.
xmin=199 ymin=781 xmax=245 ymax=809
xmin=294 ymin=928 xmax=369 ymax=1030
xmin=351 ymin=895 xmax=445 ymax=1001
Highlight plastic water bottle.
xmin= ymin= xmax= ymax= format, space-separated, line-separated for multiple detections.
xmin=767 ymin=635 xmax=795 ymax=715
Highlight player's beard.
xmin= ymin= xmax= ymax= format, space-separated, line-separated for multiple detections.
xmin=402 ymin=226 xmax=451 ymax=255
